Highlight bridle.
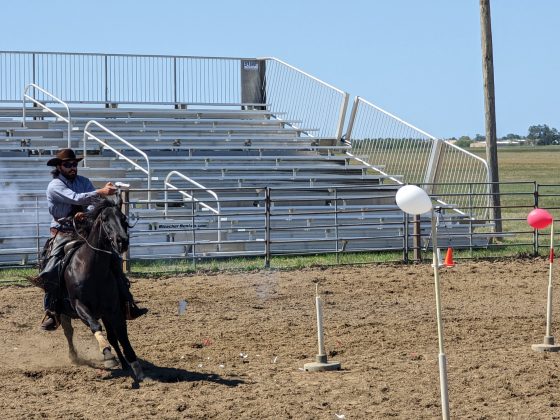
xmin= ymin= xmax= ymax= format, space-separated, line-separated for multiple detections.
xmin=72 ymin=208 xmax=128 ymax=255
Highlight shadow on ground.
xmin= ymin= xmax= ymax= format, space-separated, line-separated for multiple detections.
xmin=105 ymin=359 xmax=245 ymax=387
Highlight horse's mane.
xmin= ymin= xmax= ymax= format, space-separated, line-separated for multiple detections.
xmin=86 ymin=198 xmax=118 ymax=223
xmin=77 ymin=198 xmax=118 ymax=233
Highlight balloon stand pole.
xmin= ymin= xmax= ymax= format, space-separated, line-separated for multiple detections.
xmin=432 ymin=247 xmax=443 ymax=268
xmin=395 ymin=188 xmax=450 ymax=418
xmin=304 ymin=285 xmax=341 ymax=372
xmin=533 ymin=221 xmax=560 ymax=352
xmin=432 ymin=211 xmax=450 ymax=420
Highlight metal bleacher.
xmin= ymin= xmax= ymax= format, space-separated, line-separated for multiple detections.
xmin=0 ymin=51 xmax=488 ymax=266
xmin=0 ymin=103 xmax=407 ymax=263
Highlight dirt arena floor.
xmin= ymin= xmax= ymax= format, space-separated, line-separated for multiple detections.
xmin=2 ymin=259 xmax=560 ymax=419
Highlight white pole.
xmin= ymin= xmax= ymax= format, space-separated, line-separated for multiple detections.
xmin=531 ymin=217 xmax=560 ymax=352
xmin=431 ymin=210 xmax=450 ymax=420
xmin=546 ymin=220 xmax=555 ymax=339
xmin=304 ymin=285 xmax=341 ymax=371
xmin=316 ymin=284 xmax=326 ymax=357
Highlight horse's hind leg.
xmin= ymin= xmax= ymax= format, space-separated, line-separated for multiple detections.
xmin=60 ymin=315 xmax=78 ymax=364
xmin=73 ymin=300 xmax=117 ymax=368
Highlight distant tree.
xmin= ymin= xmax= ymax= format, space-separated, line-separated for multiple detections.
xmin=474 ymin=133 xmax=485 ymax=142
xmin=455 ymin=135 xmax=472 ymax=148
xmin=503 ymin=133 xmax=522 ymax=140
xmin=527 ymin=124 xmax=560 ymax=145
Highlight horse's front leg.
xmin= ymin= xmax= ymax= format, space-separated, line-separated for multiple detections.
xmin=60 ymin=315 xmax=78 ymax=364
xmin=73 ymin=299 xmax=118 ymax=368
xmin=103 ymin=319 xmax=128 ymax=369
xmin=104 ymin=317 xmax=144 ymax=382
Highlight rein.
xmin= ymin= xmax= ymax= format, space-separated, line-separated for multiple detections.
xmin=72 ymin=216 xmax=116 ymax=255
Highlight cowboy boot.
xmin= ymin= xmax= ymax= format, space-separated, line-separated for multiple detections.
xmin=38 ymin=252 xmax=64 ymax=331
xmin=41 ymin=292 xmax=60 ymax=331
xmin=124 ymin=300 xmax=149 ymax=320
xmin=111 ymin=254 xmax=147 ymax=320
xmin=119 ymin=273 xmax=148 ymax=320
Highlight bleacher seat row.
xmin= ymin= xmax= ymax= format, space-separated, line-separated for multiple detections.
xmin=0 ymin=103 xmax=479 ymax=265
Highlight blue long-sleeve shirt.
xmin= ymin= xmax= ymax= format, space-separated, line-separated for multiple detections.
xmin=46 ymin=174 xmax=99 ymax=228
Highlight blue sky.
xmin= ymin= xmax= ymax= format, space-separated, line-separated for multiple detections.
xmin=3 ymin=0 xmax=558 ymax=138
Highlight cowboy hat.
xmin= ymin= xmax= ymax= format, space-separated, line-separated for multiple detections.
xmin=46 ymin=148 xmax=84 ymax=166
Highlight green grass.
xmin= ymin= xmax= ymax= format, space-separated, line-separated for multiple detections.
xmin=0 ymin=268 xmax=36 ymax=286
xmin=0 ymin=245 xmax=546 ymax=283
xmin=0 ymin=251 xmax=409 ymax=282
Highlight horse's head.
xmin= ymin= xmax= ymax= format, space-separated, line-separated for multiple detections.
xmin=101 ymin=205 xmax=130 ymax=253
xmin=89 ymin=199 xmax=130 ymax=254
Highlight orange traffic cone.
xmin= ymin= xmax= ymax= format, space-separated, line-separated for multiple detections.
xmin=444 ymin=247 xmax=455 ymax=267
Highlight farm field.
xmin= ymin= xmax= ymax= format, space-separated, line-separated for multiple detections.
xmin=2 ymin=260 xmax=560 ymax=419
xmin=469 ymin=146 xmax=560 ymax=249
xmin=472 ymin=145 xmax=560 ymax=207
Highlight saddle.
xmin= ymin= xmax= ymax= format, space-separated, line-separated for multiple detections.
xmin=63 ymin=240 xmax=84 ymax=255
xmin=31 ymin=238 xmax=84 ymax=297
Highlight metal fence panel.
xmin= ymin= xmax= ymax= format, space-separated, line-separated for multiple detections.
xmin=1 ymin=182 xmax=551 ymax=268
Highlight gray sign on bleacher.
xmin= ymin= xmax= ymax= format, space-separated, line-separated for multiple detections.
xmin=241 ymin=60 xmax=266 ymax=109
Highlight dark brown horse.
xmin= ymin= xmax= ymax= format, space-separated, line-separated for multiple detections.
xmin=57 ymin=198 xmax=144 ymax=381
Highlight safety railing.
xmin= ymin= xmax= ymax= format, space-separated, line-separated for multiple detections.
xmin=1 ymin=51 xmax=246 ymax=105
xmin=22 ymin=83 xmax=73 ymax=147
xmin=260 ymin=57 xmax=349 ymax=140
xmin=82 ymin=120 xmax=152 ymax=202
xmin=164 ymin=170 xmax=221 ymax=248
xmin=345 ymin=96 xmax=490 ymax=219
xmin=1 ymin=51 xmax=349 ymax=140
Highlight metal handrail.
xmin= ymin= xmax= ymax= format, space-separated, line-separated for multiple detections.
xmin=346 ymin=96 xmax=437 ymax=141
xmin=164 ymin=170 xmax=221 ymax=248
xmin=344 ymin=96 xmax=491 ymax=219
xmin=346 ymin=96 xmax=489 ymax=175
xmin=82 ymin=120 xmax=152 ymax=202
xmin=260 ymin=57 xmax=346 ymax=97
xmin=5 ymin=49 xmax=255 ymax=60
xmin=260 ymin=57 xmax=349 ymax=140
xmin=22 ymin=83 xmax=72 ymax=147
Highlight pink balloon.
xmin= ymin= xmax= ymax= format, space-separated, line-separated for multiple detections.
xmin=527 ymin=208 xmax=553 ymax=229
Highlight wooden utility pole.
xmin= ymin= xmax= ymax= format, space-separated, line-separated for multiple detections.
xmin=480 ymin=0 xmax=502 ymax=233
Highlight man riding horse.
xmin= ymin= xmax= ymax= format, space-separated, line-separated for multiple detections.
xmin=38 ymin=148 xmax=147 ymax=331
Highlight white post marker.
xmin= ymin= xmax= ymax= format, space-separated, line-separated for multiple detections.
xmin=303 ymin=284 xmax=341 ymax=372
xmin=396 ymin=185 xmax=450 ymax=420
xmin=316 ymin=285 xmax=325 ymax=356
xmin=527 ymin=209 xmax=559 ymax=352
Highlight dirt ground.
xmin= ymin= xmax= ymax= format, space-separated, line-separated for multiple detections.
xmin=2 ymin=259 xmax=560 ymax=419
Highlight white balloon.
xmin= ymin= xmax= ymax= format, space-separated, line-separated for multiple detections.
xmin=395 ymin=185 xmax=433 ymax=215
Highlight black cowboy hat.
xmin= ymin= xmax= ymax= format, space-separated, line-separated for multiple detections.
xmin=46 ymin=148 xmax=84 ymax=166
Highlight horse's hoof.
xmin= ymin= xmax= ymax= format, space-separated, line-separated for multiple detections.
xmin=104 ymin=358 xmax=119 ymax=369
xmin=130 ymin=360 xmax=145 ymax=381
xmin=69 ymin=354 xmax=79 ymax=365
xmin=103 ymin=348 xmax=119 ymax=369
